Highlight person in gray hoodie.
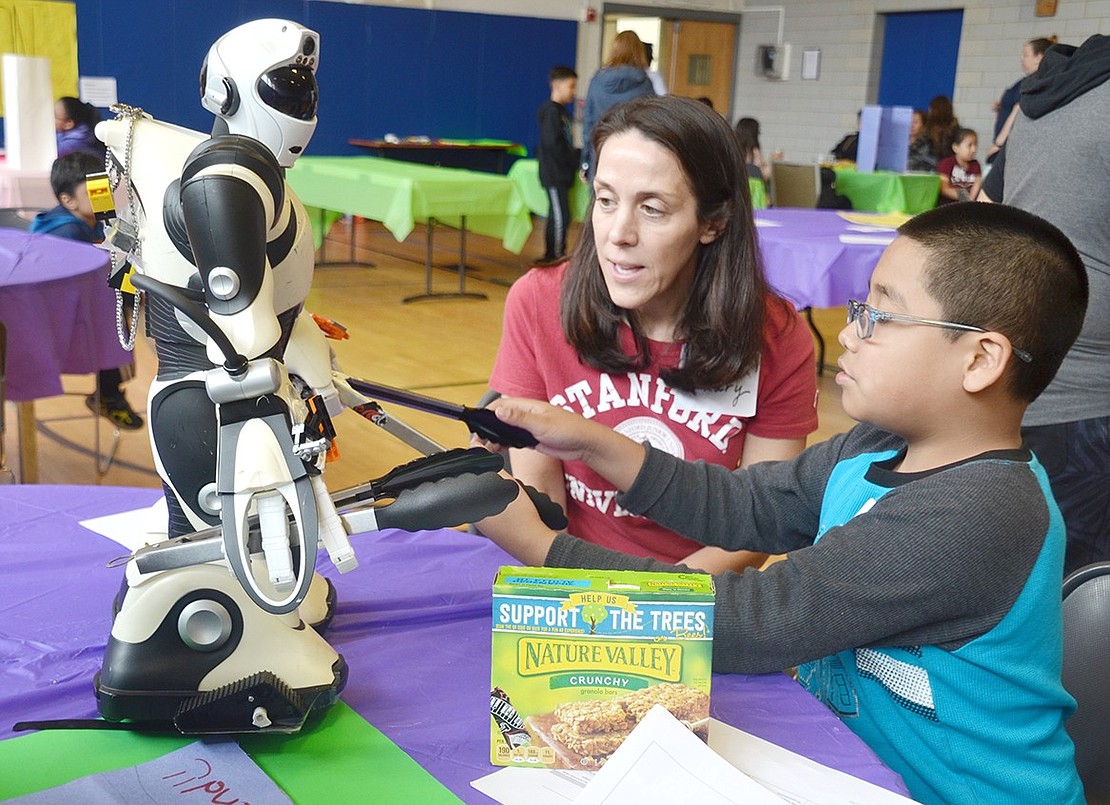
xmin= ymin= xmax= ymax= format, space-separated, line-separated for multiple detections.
xmin=979 ymin=34 xmax=1110 ymax=575
xmin=581 ymin=30 xmax=654 ymax=180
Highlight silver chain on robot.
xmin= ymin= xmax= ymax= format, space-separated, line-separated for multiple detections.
xmin=104 ymin=103 xmax=145 ymax=351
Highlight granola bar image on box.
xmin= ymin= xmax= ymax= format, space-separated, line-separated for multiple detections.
xmin=532 ymin=683 xmax=710 ymax=768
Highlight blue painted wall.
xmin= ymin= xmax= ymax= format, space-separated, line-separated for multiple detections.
xmin=877 ymin=10 xmax=964 ymax=111
xmin=68 ymin=1 xmax=577 ymax=156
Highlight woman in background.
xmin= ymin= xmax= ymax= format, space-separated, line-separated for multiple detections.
xmin=490 ymin=96 xmax=817 ymax=573
xmin=580 ymin=30 xmax=654 ymax=180
xmin=54 ymin=97 xmax=105 ymax=160
xmin=923 ymin=95 xmax=959 ymax=166
xmin=907 ymin=109 xmax=936 ymax=171
xmin=734 ymin=116 xmax=772 ymax=181
xmin=987 ymin=36 xmax=1057 ymax=161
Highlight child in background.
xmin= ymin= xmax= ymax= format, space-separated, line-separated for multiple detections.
xmin=906 ymin=109 xmax=935 ymax=172
xmin=31 ymin=152 xmax=144 ymax=430
xmin=54 ymin=96 xmax=106 ymax=160
xmin=536 ymin=66 xmax=580 ymax=265
xmin=476 ymin=202 xmax=1088 ymax=804
xmin=937 ymin=127 xmax=981 ymax=202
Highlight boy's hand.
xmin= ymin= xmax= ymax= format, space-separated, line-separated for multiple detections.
xmin=483 ymin=396 xmax=647 ymax=493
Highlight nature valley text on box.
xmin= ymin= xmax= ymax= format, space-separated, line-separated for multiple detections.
xmin=490 ymin=566 xmax=714 ymax=769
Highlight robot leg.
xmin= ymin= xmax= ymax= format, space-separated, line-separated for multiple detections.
xmin=148 ymin=378 xmax=336 ymax=630
xmin=96 ymin=562 xmax=346 ymax=732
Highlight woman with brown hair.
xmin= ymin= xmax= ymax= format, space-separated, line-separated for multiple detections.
xmin=490 ymin=96 xmax=817 ymax=573
xmin=580 ymin=30 xmax=654 ymax=179
xmin=924 ymin=94 xmax=959 ymax=164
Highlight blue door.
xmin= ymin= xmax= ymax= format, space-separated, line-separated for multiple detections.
xmin=878 ymin=10 xmax=964 ymax=110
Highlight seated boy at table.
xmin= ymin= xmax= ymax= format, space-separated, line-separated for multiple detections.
xmin=31 ymin=151 xmax=143 ymax=430
xmin=475 ymin=202 xmax=1087 ymax=804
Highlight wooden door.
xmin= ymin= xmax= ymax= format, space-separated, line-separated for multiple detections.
xmin=663 ymin=19 xmax=736 ymax=116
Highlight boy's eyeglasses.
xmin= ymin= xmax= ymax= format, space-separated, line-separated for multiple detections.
xmin=846 ymin=300 xmax=1033 ymax=363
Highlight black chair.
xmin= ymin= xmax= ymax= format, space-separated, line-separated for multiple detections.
xmin=1062 ymin=560 xmax=1110 ymax=802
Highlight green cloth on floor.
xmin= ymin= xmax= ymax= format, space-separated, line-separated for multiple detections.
xmin=0 ymin=702 xmax=462 ymax=804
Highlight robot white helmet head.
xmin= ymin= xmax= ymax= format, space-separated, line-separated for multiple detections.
xmin=200 ymin=19 xmax=320 ymax=168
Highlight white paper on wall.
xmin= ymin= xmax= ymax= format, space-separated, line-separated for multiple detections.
xmin=2 ymin=53 xmax=58 ymax=169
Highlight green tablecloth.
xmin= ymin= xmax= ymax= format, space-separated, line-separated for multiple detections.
xmin=436 ymin=138 xmax=528 ymax=156
xmin=507 ymin=158 xmax=591 ymax=222
xmin=506 ymin=159 xmax=770 ymax=220
xmin=832 ymin=168 xmax=939 ymax=215
xmin=286 ymin=156 xmax=533 ymax=254
xmin=748 ymin=177 xmax=768 ymax=210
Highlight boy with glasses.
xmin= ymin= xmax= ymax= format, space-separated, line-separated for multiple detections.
xmin=474 ymin=202 xmax=1088 ymax=803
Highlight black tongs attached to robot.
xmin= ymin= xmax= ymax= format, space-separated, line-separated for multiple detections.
xmin=128 ymin=447 xmax=513 ymax=574
xmin=346 ymin=377 xmax=538 ymax=449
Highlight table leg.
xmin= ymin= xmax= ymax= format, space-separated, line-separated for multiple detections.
xmin=404 ymin=216 xmax=487 ymax=303
xmin=316 ymin=210 xmax=375 ymax=268
xmin=90 ymin=381 xmax=121 ymax=477
xmin=457 ymin=219 xmax=468 ymax=294
xmin=16 ymin=401 xmax=37 ymax=483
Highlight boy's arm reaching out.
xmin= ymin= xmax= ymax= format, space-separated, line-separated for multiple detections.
xmin=488 ymin=396 xmax=647 ymax=490
xmin=474 ymin=396 xmax=646 ymax=566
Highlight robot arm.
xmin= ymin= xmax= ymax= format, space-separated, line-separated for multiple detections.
xmin=179 ymin=134 xmax=285 ymax=364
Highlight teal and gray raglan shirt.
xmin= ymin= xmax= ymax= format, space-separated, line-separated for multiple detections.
xmin=545 ymin=423 xmax=1083 ymax=804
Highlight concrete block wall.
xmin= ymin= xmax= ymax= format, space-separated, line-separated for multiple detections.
xmin=733 ymin=0 xmax=1109 ymax=164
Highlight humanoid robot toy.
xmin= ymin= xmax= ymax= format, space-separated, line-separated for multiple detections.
xmin=88 ymin=19 xmax=518 ymax=734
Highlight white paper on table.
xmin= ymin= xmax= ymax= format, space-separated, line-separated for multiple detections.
xmin=707 ymin=718 xmax=920 ymax=805
xmin=838 ymin=233 xmax=896 ymax=246
xmin=471 ymin=708 xmax=783 ymax=805
xmin=471 ymin=714 xmax=920 ymax=805
xmin=471 ymin=766 xmax=594 ymax=805
xmin=575 ymin=706 xmax=785 ymax=804
xmin=80 ymin=497 xmax=169 ymax=551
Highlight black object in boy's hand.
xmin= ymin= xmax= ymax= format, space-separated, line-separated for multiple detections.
xmin=346 ymin=377 xmax=539 ymax=449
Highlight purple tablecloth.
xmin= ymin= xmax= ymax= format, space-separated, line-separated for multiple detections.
xmin=0 ymin=229 xmax=131 ymax=401
xmin=0 ymin=486 xmax=910 ymax=802
xmin=756 ymin=208 xmax=894 ymax=310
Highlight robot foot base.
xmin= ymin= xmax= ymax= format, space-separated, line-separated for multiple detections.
xmin=174 ymin=670 xmax=320 ymax=734
xmin=95 ymin=657 xmax=348 ymax=734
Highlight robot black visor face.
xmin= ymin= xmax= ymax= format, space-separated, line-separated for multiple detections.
xmin=257 ymin=66 xmax=318 ymax=121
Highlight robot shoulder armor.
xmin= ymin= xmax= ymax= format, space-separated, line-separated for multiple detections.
xmin=181 ymin=135 xmax=285 ymax=208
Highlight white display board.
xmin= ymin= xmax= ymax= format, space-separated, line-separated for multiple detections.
xmin=2 ymin=53 xmax=57 ymax=169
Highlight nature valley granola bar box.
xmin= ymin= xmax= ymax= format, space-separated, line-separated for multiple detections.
xmin=490 ymin=566 xmax=714 ymax=769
